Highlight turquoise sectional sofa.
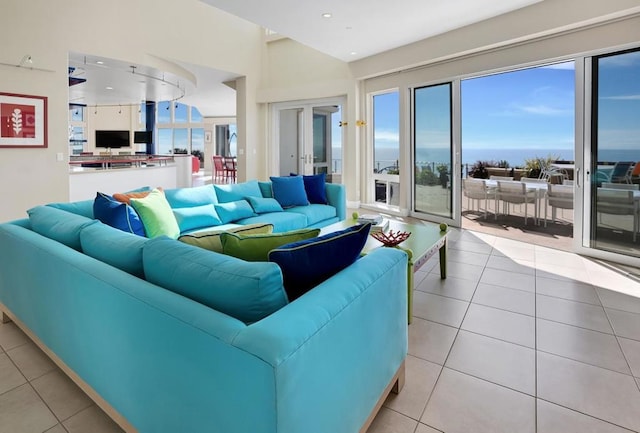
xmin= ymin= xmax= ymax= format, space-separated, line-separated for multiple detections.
xmin=0 ymin=180 xmax=408 ymax=433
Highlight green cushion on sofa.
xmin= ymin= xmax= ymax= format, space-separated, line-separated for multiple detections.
xmin=130 ymin=188 xmax=180 ymax=239
xmin=178 ymin=223 xmax=274 ymax=253
xmin=220 ymin=228 xmax=320 ymax=262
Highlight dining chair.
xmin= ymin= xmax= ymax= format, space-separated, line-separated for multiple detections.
xmin=495 ymin=180 xmax=538 ymax=225
xmin=223 ymin=156 xmax=237 ymax=183
xmin=596 ymin=188 xmax=638 ymax=242
xmin=212 ymin=155 xmax=225 ymax=182
xmin=545 ymin=184 xmax=574 ymax=226
xmin=463 ymin=178 xmax=495 ymax=219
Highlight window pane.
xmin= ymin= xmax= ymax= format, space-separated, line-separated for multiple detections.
xmin=157 ymin=129 xmax=172 ymax=154
xmin=191 ymin=128 xmax=204 ymax=163
xmin=414 ymin=83 xmax=452 ymax=218
xmin=191 ymin=107 xmax=203 ymax=122
xmin=228 ymin=124 xmax=237 ymax=156
xmin=157 ymin=101 xmax=171 ymax=123
xmin=69 ymin=105 xmax=84 ymax=122
xmin=373 ymin=92 xmax=399 ymax=174
xmin=174 ymin=103 xmax=188 ymax=123
xmin=173 ymin=128 xmax=189 ymax=153
xmin=139 ymin=103 xmax=146 ymax=125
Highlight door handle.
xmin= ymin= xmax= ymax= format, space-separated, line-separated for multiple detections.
xmin=576 ymin=168 xmax=581 ymax=188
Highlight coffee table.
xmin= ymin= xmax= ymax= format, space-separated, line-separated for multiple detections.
xmin=321 ymin=218 xmax=448 ymax=324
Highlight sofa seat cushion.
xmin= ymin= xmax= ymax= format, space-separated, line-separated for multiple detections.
xmin=143 ymin=237 xmax=288 ymax=323
xmin=236 ymin=211 xmax=308 ymax=233
xmin=214 ymin=180 xmax=263 ymax=203
xmin=164 ymin=185 xmax=218 ymax=208
xmin=172 ymin=204 xmax=222 ymax=233
xmin=220 ymin=228 xmax=320 ymax=262
xmin=178 ymin=223 xmax=274 ymax=253
xmin=93 ymin=192 xmax=146 ymax=236
xmin=268 ymin=223 xmax=371 ymax=300
xmin=80 ymin=222 xmax=147 ymax=278
xmin=284 ymin=204 xmax=337 ymax=226
xmin=27 ymin=205 xmax=97 ymax=251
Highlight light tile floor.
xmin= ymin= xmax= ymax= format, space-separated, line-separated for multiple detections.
xmin=1 ymin=228 xmax=640 ymax=433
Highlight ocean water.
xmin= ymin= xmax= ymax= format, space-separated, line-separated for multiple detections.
xmin=330 ymin=147 xmax=639 ymax=173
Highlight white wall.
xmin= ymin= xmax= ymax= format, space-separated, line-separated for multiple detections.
xmin=0 ymin=0 xmax=263 ymax=221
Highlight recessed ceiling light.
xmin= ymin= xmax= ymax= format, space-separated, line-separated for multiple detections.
xmin=350 ymin=52 xmax=357 ymax=56
xmin=105 ymin=86 xmax=113 ymax=90
xmin=322 ymin=13 xmax=332 ymax=18
xmin=96 ymin=61 xmax=104 ymax=65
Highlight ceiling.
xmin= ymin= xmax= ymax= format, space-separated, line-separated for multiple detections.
xmin=69 ymin=0 xmax=542 ymax=116
xmin=200 ymin=0 xmax=543 ymax=61
xmin=68 ymin=52 xmax=239 ymax=117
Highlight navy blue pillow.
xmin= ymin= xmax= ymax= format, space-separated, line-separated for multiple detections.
xmin=93 ymin=192 xmax=146 ymax=236
xmin=290 ymin=173 xmax=328 ymax=204
xmin=270 ymin=175 xmax=310 ymax=208
xmin=268 ymin=223 xmax=371 ymax=300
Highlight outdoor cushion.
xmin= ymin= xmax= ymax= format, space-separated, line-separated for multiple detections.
xmin=220 ymin=228 xmax=320 ymax=262
xmin=214 ymin=200 xmax=257 ymax=224
xmin=214 ymin=180 xmax=263 ymax=203
xmin=130 ymin=189 xmax=180 ymax=239
xmin=172 ymin=204 xmax=222 ymax=233
xmin=178 ymin=223 xmax=274 ymax=253
xmin=93 ymin=192 xmax=146 ymax=236
xmin=143 ymin=237 xmax=288 ymax=323
xmin=270 ymin=175 xmax=310 ymax=208
xmin=269 ymin=223 xmax=371 ymax=300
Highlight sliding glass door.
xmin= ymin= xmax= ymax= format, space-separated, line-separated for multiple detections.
xmin=584 ymin=48 xmax=640 ymax=259
xmin=413 ymin=82 xmax=458 ymax=223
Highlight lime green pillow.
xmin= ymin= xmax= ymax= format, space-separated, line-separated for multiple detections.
xmin=178 ymin=223 xmax=274 ymax=253
xmin=220 ymin=228 xmax=320 ymax=262
xmin=130 ymin=189 xmax=180 ymax=239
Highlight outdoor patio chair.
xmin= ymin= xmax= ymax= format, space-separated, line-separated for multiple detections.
xmin=602 ymin=182 xmax=639 ymax=191
xmin=627 ymin=162 xmax=640 ymax=184
xmin=563 ymin=179 xmax=575 ymax=186
xmin=545 ymin=184 xmax=573 ymax=227
xmin=598 ymin=161 xmax=635 ymax=185
xmin=495 ymin=180 xmax=538 ymax=225
xmin=463 ymin=178 xmax=495 ymax=219
xmin=596 ymin=188 xmax=638 ymax=242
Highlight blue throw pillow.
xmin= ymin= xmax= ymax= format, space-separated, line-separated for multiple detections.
xmin=270 ymin=175 xmax=309 ymax=208
xmin=93 ymin=192 xmax=145 ymax=236
xmin=246 ymin=196 xmax=284 ymax=214
xmin=268 ymin=223 xmax=371 ymax=300
xmin=290 ymin=173 xmax=328 ymax=204
xmin=214 ymin=200 xmax=257 ymax=224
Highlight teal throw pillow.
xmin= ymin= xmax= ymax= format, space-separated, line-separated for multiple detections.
xmin=172 ymin=204 xmax=222 ymax=233
xmin=214 ymin=180 xmax=262 ymax=203
xmin=214 ymin=200 xmax=257 ymax=224
xmin=268 ymin=223 xmax=371 ymax=300
xmin=246 ymin=196 xmax=284 ymax=214
xmin=270 ymin=175 xmax=309 ymax=208
xmin=220 ymin=228 xmax=320 ymax=262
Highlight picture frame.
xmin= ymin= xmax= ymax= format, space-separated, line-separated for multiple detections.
xmin=204 ymin=130 xmax=212 ymax=143
xmin=0 ymin=92 xmax=48 ymax=148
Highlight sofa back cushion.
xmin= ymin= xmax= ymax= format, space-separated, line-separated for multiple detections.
xmin=27 ymin=205 xmax=96 ymax=251
xmin=47 ymin=200 xmax=94 ymax=219
xmin=214 ymin=180 xmax=263 ymax=203
xmin=172 ymin=204 xmax=222 ymax=233
xmin=178 ymin=223 xmax=273 ymax=253
xmin=80 ymin=222 xmax=148 ymax=278
xmin=164 ymin=185 xmax=218 ymax=208
xmin=214 ymin=200 xmax=256 ymax=224
xmin=143 ymin=237 xmax=288 ymax=323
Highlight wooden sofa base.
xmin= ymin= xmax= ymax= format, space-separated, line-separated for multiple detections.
xmin=0 ymin=302 xmax=137 ymax=433
xmin=359 ymin=360 xmax=406 ymax=433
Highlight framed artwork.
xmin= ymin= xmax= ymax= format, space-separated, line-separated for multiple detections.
xmin=204 ymin=131 xmax=212 ymax=143
xmin=0 ymin=92 xmax=48 ymax=148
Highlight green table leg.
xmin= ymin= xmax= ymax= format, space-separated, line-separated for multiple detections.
xmin=438 ymin=240 xmax=447 ymax=279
